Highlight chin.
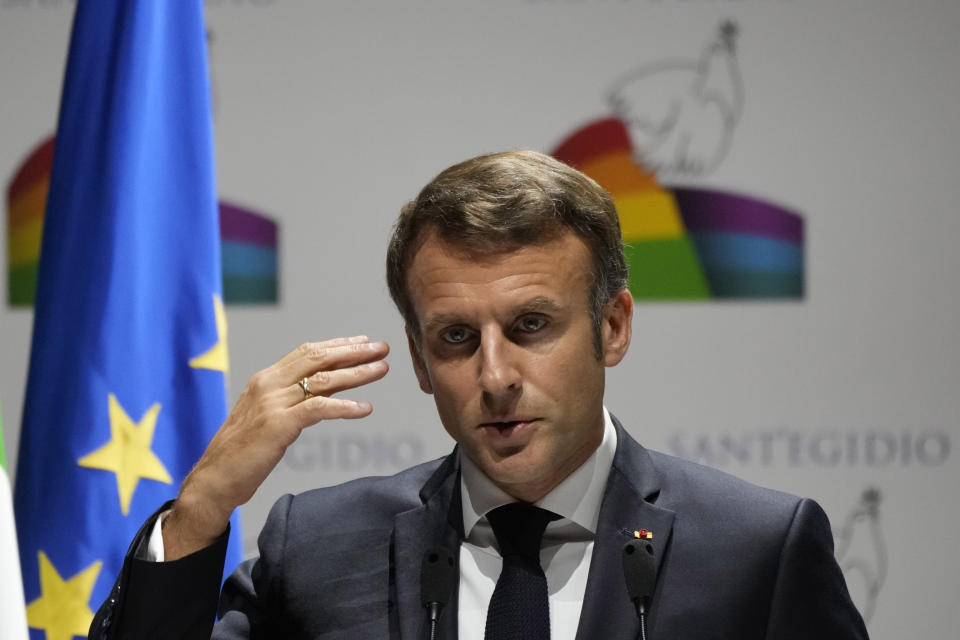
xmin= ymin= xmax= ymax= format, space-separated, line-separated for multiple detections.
xmin=480 ymin=454 xmax=552 ymax=493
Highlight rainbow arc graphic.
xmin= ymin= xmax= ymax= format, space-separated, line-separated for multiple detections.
xmin=6 ymin=136 xmax=279 ymax=306
xmin=552 ymin=118 xmax=804 ymax=300
xmin=8 ymin=122 xmax=802 ymax=307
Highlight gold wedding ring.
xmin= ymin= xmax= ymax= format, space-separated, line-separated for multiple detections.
xmin=298 ymin=377 xmax=312 ymax=399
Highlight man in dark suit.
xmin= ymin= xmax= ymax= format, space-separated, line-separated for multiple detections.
xmin=91 ymin=151 xmax=868 ymax=639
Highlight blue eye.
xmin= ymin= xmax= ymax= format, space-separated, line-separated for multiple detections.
xmin=517 ymin=316 xmax=547 ymax=332
xmin=441 ymin=327 xmax=471 ymax=344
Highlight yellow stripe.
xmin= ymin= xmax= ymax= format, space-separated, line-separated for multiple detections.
xmin=616 ymin=191 xmax=686 ymax=241
xmin=8 ymin=216 xmax=44 ymax=267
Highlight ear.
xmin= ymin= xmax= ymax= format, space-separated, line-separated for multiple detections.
xmin=406 ymin=329 xmax=433 ymax=394
xmin=601 ymin=288 xmax=633 ymax=367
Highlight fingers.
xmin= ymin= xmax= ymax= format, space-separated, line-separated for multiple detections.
xmin=289 ymin=395 xmax=376 ymax=424
xmin=273 ymin=335 xmax=371 ymax=372
xmin=275 ymin=339 xmax=390 ymax=388
xmin=288 ymin=359 xmax=389 ymax=406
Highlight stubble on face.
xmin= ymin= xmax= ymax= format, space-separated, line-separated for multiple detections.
xmin=406 ymin=231 xmax=610 ymax=502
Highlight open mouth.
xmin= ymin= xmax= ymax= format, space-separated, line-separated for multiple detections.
xmin=480 ymin=419 xmax=539 ymax=435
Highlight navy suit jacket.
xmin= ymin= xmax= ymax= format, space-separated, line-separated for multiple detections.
xmin=90 ymin=420 xmax=868 ymax=639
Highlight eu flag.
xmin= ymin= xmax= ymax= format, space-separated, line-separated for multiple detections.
xmin=13 ymin=2 xmax=242 ymax=637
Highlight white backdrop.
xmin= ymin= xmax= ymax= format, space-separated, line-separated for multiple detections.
xmin=2 ymin=1 xmax=959 ymax=637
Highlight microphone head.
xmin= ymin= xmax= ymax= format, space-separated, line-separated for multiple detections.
xmin=421 ymin=546 xmax=457 ymax=607
xmin=622 ymin=539 xmax=657 ymax=602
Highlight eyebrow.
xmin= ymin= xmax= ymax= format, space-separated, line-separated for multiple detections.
xmin=515 ymin=296 xmax=563 ymax=315
xmin=422 ymin=314 xmax=466 ymax=333
xmin=422 ymin=297 xmax=564 ymax=332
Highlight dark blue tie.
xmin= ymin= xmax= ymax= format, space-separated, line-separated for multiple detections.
xmin=484 ymin=503 xmax=559 ymax=640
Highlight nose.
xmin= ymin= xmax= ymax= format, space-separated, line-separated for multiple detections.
xmin=477 ymin=327 xmax=521 ymax=403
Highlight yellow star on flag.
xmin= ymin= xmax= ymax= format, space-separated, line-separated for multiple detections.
xmin=26 ymin=551 xmax=102 ymax=640
xmin=189 ymin=293 xmax=229 ymax=372
xmin=78 ymin=393 xmax=172 ymax=515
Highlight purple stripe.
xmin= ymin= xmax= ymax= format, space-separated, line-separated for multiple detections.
xmin=218 ymin=201 xmax=278 ymax=248
xmin=671 ymin=187 xmax=804 ymax=245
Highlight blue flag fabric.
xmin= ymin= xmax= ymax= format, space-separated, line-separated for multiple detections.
xmin=14 ymin=1 xmax=241 ymax=635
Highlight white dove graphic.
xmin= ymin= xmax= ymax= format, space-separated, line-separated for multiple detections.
xmin=835 ymin=487 xmax=887 ymax=624
xmin=609 ymin=21 xmax=744 ymax=179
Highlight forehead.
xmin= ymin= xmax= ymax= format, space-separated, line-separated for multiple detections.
xmin=405 ymin=231 xmax=593 ymax=321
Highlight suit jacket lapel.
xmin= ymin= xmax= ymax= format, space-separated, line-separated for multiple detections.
xmin=575 ymin=419 xmax=675 ymax=640
xmin=392 ymin=420 xmax=671 ymax=640
xmin=394 ymin=452 xmax=463 ymax=640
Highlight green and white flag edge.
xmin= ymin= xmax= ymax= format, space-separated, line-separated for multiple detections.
xmin=1 ymin=407 xmax=29 ymax=640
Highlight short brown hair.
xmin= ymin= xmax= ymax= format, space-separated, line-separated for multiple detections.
xmin=386 ymin=150 xmax=627 ymax=350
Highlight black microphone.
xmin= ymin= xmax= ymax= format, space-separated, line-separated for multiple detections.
xmin=421 ymin=546 xmax=457 ymax=640
xmin=623 ymin=539 xmax=657 ymax=640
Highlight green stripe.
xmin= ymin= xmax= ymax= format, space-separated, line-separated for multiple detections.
xmin=625 ymin=237 xmax=711 ymax=300
xmin=8 ymin=262 xmax=38 ymax=307
xmin=223 ymin=275 xmax=278 ymax=303
xmin=0 ymin=404 xmax=6 ymax=471
xmin=704 ymin=269 xmax=805 ymax=299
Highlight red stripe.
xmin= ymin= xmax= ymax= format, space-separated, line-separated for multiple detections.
xmin=6 ymin=135 xmax=56 ymax=204
xmin=551 ymin=118 xmax=631 ymax=168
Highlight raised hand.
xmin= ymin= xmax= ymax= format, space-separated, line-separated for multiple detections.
xmin=162 ymin=336 xmax=390 ymax=560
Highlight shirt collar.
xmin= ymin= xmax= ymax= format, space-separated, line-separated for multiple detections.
xmin=459 ymin=407 xmax=618 ymax=540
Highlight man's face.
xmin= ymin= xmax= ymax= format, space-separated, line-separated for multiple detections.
xmin=406 ymin=230 xmax=632 ymax=502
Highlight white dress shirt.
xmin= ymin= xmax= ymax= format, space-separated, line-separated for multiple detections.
xmin=457 ymin=409 xmax=616 ymax=640
xmin=146 ymin=409 xmax=618 ymax=640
